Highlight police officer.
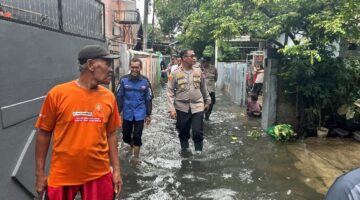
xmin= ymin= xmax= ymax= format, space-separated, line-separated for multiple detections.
xmin=167 ymin=48 xmax=211 ymax=154
xmin=202 ymin=57 xmax=218 ymax=120
xmin=116 ymin=58 xmax=153 ymax=165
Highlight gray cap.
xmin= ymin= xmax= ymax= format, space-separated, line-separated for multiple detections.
xmin=78 ymin=45 xmax=120 ymax=64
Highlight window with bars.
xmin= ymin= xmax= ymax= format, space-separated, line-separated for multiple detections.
xmin=0 ymin=0 xmax=104 ymax=40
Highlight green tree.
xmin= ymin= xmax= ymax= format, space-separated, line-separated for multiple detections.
xmin=147 ymin=26 xmax=171 ymax=54
xmin=154 ymin=0 xmax=203 ymax=35
xmin=155 ymin=0 xmax=211 ymax=56
xmin=147 ymin=26 xmax=165 ymax=47
xmin=203 ymin=45 xmax=215 ymax=57
xmin=172 ymin=0 xmax=360 ymax=59
xmin=156 ymin=0 xmax=360 ymax=129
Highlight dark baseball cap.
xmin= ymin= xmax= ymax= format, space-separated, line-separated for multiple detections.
xmin=78 ymin=45 xmax=120 ymax=64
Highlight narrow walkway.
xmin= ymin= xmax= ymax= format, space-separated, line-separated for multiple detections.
xmin=288 ymin=137 xmax=360 ymax=194
xmin=118 ymin=85 xmax=359 ymax=200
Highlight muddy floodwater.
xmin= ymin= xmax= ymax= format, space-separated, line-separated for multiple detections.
xmin=117 ymin=85 xmax=358 ymax=200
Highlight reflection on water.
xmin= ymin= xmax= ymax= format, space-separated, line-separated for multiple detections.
xmin=118 ymin=85 xmax=323 ymax=200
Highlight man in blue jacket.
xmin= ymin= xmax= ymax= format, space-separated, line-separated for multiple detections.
xmin=116 ymin=58 xmax=153 ymax=165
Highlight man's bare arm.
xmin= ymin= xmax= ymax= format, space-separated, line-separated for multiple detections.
xmin=107 ymin=132 xmax=122 ymax=196
xmin=35 ymin=129 xmax=51 ymax=197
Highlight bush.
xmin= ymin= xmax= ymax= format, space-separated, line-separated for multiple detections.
xmin=267 ymin=124 xmax=296 ymax=142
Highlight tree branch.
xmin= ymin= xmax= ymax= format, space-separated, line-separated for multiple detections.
xmin=287 ymin=32 xmax=299 ymax=45
xmin=269 ymin=39 xmax=285 ymax=48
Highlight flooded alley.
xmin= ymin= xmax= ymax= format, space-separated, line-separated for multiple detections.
xmin=2 ymin=1 xmax=360 ymax=199
xmin=117 ymin=85 xmax=360 ymax=200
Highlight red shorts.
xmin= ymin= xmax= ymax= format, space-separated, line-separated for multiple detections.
xmin=47 ymin=173 xmax=114 ymax=200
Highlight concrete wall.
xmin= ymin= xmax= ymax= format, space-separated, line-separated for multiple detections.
xmin=0 ymin=19 xmax=105 ymax=199
xmin=261 ymin=59 xmax=277 ymax=130
xmin=104 ymin=0 xmax=140 ymax=45
xmin=261 ymin=59 xmax=298 ymax=130
xmin=104 ymin=0 xmax=119 ymax=39
xmin=275 ymin=75 xmax=298 ymax=129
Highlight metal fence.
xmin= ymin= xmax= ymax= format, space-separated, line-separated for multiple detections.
xmin=0 ymin=0 xmax=59 ymax=29
xmin=217 ymin=62 xmax=247 ymax=106
xmin=62 ymin=0 xmax=103 ymax=39
xmin=0 ymin=0 xmax=104 ymax=40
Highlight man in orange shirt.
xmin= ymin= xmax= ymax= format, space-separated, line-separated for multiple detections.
xmin=35 ymin=45 xmax=122 ymax=200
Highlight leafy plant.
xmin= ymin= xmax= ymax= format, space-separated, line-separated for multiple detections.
xmin=218 ymin=42 xmax=243 ymax=61
xmin=338 ymin=99 xmax=360 ymax=122
xmin=267 ymin=124 xmax=296 ymax=142
xmin=247 ymin=130 xmax=262 ymax=140
xmin=202 ymin=45 xmax=215 ymax=57
xmin=279 ymin=57 xmax=338 ymax=128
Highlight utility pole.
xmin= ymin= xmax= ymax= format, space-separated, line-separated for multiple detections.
xmin=143 ymin=0 xmax=149 ymax=51
xmin=215 ymin=40 xmax=219 ymax=68
xmin=151 ymin=0 xmax=155 ymax=49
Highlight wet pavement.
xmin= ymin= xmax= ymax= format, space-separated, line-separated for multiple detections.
xmin=117 ymin=85 xmax=360 ymax=200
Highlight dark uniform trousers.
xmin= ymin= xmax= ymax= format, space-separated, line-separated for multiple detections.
xmin=252 ymin=83 xmax=263 ymax=96
xmin=206 ymin=92 xmax=216 ymax=117
xmin=122 ymin=119 xmax=144 ymax=146
xmin=176 ymin=109 xmax=204 ymax=151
